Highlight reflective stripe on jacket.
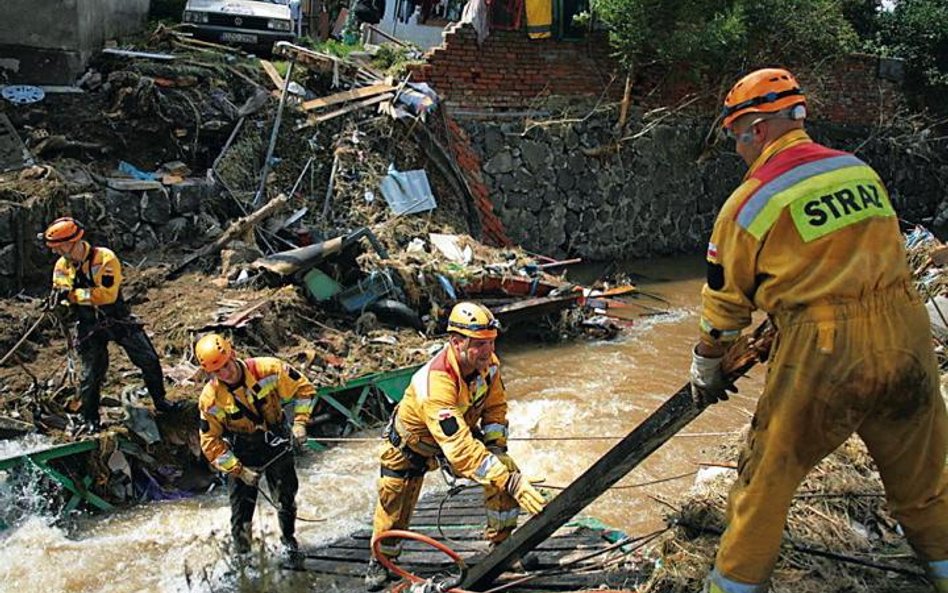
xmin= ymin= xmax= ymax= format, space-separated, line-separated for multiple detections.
xmin=700 ymin=130 xmax=909 ymax=345
xmin=52 ymin=243 xmax=124 ymax=309
xmin=394 ymin=344 xmax=511 ymax=488
xmin=198 ymin=357 xmax=317 ymax=473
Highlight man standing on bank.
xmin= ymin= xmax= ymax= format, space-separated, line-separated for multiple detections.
xmin=196 ymin=333 xmax=316 ymax=568
xmin=43 ymin=216 xmax=179 ymax=433
xmin=365 ymin=302 xmax=546 ymax=590
xmin=690 ymin=68 xmax=948 ymax=592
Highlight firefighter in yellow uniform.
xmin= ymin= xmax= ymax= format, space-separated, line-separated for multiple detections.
xmin=196 ymin=334 xmax=316 ymax=568
xmin=42 ymin=217 xmax=177 ymax=433
xmin=365 ymin=302 xmax=546 ymax=590
xmin=690 ymin=68 xmax=948 ymax=593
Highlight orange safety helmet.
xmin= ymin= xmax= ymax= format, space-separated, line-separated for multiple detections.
xmin=195 ymin=334 xmax=233 ymax=372
xmin=448 ymin=302 xmax=500 ymax=340
xmin=43 ymin=217 xmax=85 ymax=247
xmin=721 ymin=68 xmax=807 ymax=130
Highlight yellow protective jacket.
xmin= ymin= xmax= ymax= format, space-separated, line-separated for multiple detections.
xmin=700 ymin=130 xmax=908 ymax=345
xmin=198 ymin=357 xmax=317 ymax=473
xmin=394 ymin=344 xmax=511 ymax=488
xmin=51 ymin=243 xmax=123 ymax=308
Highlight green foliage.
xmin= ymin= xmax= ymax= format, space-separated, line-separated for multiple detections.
xmin=592 ymin=0 xmax=858 ymax=76
xmin=299 ymin=37 xmax=368 ymax=58
xmin=370 ymin=44 xmax=426 ymax=77
xmin=741 ymin=0 xmax=859 ymax=65
xmin=877 ymin=0 xmax=948 ymax=101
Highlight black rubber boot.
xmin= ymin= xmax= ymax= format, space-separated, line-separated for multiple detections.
xmin=365 ymin=557 xmax=393 ymax=591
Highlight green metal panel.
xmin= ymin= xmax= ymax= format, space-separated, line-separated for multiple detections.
xmin=0 ymin=439 xmax=98 ymax=471
xmin=303 ymin=268 xmax=342 ymax=301
xmin=315 ymin=364 xmax=420 ymax=402
xmin=0 ymin=439 xmax=114 ymax=514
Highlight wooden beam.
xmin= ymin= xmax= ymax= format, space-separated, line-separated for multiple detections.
xmin=301 ymin=83 xmax=395 ymax=112
xmin=463 ymin=323 xmax=774 ymax=590
xmin=302 ymin=93 xmax=393 ymax=127
xmin=259 ymin=59 xmax=285 ymax=89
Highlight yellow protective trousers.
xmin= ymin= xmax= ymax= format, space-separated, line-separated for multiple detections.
xmin=711 ymin=285 xmax=948 ymax=591
xmin=371 ymin=441 xmax=520 ymax=557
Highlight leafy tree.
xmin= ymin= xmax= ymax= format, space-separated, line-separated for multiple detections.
xmin=592 ymin=0 xmax=859 ymax=82
xmin=740 ymin=0 xmax=859 ymax=66
xmin=877 ymin=0 xmax=948 ymax=109
xmin=592 ymin=0 xmax=746 ymax=76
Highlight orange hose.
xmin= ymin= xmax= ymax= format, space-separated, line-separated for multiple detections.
xmin=372 ymin=529 xmax=638 ymax=593
xmin=373 ymin=529 xmax=469 ymax=592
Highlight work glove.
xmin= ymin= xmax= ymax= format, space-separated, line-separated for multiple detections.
xmin=505 ymin=471 xmax=545 ymax=515
xmin=236 ymin=466 xmax=260 ymax=486
xmin=488 ymin=445 xmax=519 ymax=473
xmin=690 ymin=347 xmax=737 ymax=407
xmin=292 ymin=423 xmax=308 ymax=453
xmin=44 ymin=288 xmax=69 ymax=312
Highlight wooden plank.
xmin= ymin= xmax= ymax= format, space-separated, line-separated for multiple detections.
xmin=259 ymin=59 xmax=285 ymax=89
xmin=301 ymin=83 xmax=395 ymax=112
xmin=463 ymin=323 xmax=773 ymax=590
xmin=308 ymin=545 xmax=610 ymax=570
xmin=463 ymin=385 xmax=703 ymax=588
xmin=330 ymin=535 xmax=604 ymax=553
xmin=304 ymin=93 xmax=393 ymax=126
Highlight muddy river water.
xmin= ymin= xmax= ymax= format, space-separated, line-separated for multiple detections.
xmin=0 ymin=256 xmax=768 ymax=592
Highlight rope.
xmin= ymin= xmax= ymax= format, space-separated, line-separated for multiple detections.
xmin=307 ymin=431 xmax=738 ymax=445
xmin=540 ymin=469 xmax=698 ymax=491
xmin=252 ymin=447 xmax=326 ymax=523
xmin=436 ymin=484 xmax=485 ymax=552
xmin=677 ymin=522 xmax=926 ymax=578
xmin=375 ymin=527 xmax=667 ymax=593
xmin=0 ymin=312 xmax=47 ymax=367
xmin=480 ymin=527 xmax=670 ymax=593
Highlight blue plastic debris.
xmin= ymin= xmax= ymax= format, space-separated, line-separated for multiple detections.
xmin=379 ymin=164 xmax=437 ymax=215
xmin=1 ymin=85 xmax=45 ymax=105
xmin=436 ymin=274 xmax=457 ymax=300
xmin=118 ymin=161 xmax=159 ymax=181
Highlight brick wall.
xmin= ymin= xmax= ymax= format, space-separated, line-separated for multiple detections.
xmin=410 ymin=25 xmax=623 ymax=108
xmin=411 ymin=25 xmax=905 ymax=127
xmin=797 ymin=54 xmax=906 ymax=127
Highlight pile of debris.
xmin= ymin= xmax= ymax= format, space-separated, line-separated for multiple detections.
xmin=638 ymin=435 xmax=932 ymax=593
xmin=0 ymin=27 xmax=671 ymax=513
xmin=904 ymin=224 xmax=948 ymax=366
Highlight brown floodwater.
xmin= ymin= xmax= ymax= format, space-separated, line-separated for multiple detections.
xmin=0 ymin=255 xmax=767 ymax=592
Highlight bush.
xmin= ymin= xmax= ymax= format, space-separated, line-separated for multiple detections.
xmin=592 ymin=0 xmax=859 ymax=81
xmin=877 ymin=0 xmax=948 ymax=111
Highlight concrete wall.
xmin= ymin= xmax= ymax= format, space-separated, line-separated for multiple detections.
xmin=0 ymin=0 xmax=149 ymax=84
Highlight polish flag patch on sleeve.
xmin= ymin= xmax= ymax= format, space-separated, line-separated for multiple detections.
xmin=707 ymin=242 xmax=719 ymax=259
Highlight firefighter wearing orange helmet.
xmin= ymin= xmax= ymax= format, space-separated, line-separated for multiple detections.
xmin=195 ymin=333 xmax=317 ymax=568
xmin=364 ymin=302 xmax=546 ymax=590
xmin=42 ymin=217 xmax=178 ymax=433
xmin=691 ymin=68 xmax=948 ymax=593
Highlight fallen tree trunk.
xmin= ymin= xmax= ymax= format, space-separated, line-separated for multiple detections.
xmin=166 ymin=193 xmax=289 ymax=279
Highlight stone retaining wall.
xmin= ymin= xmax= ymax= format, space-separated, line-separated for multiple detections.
xmin=0 ymin=174 xmax=220 ymax=295
xmin=460 ymin=110 xmax=948 ymax=259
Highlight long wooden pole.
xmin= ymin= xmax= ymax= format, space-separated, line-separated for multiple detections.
xmin=463 ymin=322 xmax=774 ymax=590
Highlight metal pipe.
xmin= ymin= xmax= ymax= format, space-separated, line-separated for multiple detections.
xmin=253 ymin=46 xmax=296 ymax=208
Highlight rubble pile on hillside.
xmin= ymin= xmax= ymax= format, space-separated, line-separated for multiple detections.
xmin=0 ymin=26 xmax=656 ymax=474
